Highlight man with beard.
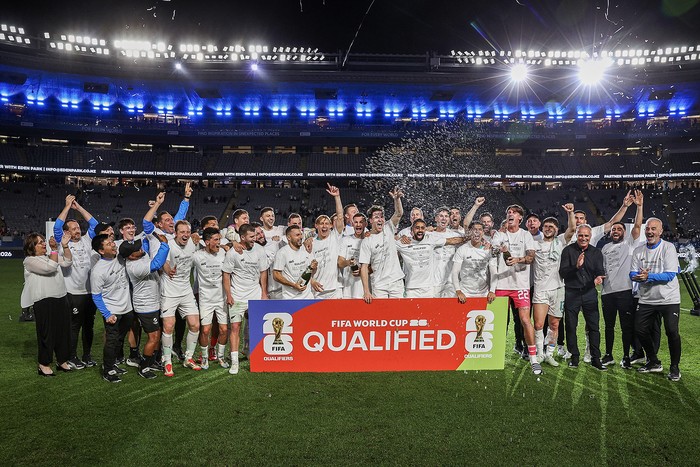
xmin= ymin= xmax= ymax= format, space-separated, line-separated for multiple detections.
xmin=448 ymin=207 xmax=464 ymax=234
xmin=338 ymin=213 xmax=368 ymax=299
xmin=398 ymin=207 xmax=425 ymax=238
xmin=309 ymin=184 xmax=345 ymax=299
xmin=430 ymin=207 xmax=463 ymax=298
xmin=273 ymin=225 xmax=318 ymax=300
xmin=452 ymin=221 xmax=497 ymax=304
xmin=479 ymin=212 xmax=496 ymax=244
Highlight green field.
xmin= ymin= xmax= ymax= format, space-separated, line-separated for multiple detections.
xmin=1 ymin=258 xmax=699 ymax=466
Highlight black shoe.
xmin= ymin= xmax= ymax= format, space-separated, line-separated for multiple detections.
xmin=82 ymin=356 xmax=97 ymax=368
xmin=138 ymin=368 xmax=157 ymax=380
xmin=568 ymin=359 xmax=579 ymax=368
xmin=112 ymin=364 xmax=127 ymax=375
xmin=56 ymin=364 xmax=72 ymax=373
xmin=520 ymin=349 xmax=529 ymax=361
xmin=38 ymin=367 xmax=56 ymax=377
xmin=637 ymin=361 xmax=663 ymax=373
xmin=115 ymin=356 xmax=125 ymax=365
xmin=591 ymin=359 xmax=608 ymax=371
xmin=102 ymin=369 xmax=121 ymax=383
xmin=126 ymin=356 xmax=144 ymax=368
xmin=172 ymin=347 xmax=185 ymax=362
xmin=149 ymin=361 xmax=165 ymax=372
xmin=67 ymin=357 xmax=86 ymax=370
xmin=513 ymin=345 xmax=524 ymax=355
xmin=601 ymin=354 xmax=615 ymax=367
xmin=667 ymin=365 xmax=681 ymax=382
xmin=630 ymin=352 xmax=646 ymax=365
xmin=620 ymin=356 xmax=632 ymax=370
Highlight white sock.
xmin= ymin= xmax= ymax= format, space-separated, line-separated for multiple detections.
xmin=217 ymin=343 xmax=226 ymax=359
xmin=546 ymin=343 xmax=555 ymax=357
xmin=230 ymin=351 xmax=239 ymax=363
xmin=201 ymin=345 xmax=209 ymax=361
xmin=161 ymin=333 xmax=173 ymax=364
xmin=535 ymin=329 xmax=544 ymax=355
xmin=185 ymin=330 xmax=198 ymax=359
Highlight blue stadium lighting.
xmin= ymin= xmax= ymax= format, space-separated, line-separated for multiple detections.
xmin=71 ymin=104 xmax=78 ymax=109
xmin=556 ymin=115 xmax=562 ymax=120
xmin=128 ymin=108 xmax=135 ymax=113
xmin=680 ymin=109 xmax=687 ymax=115
xmin=0 ymin=97 xmax=8 ymax=102
xmin=216 ymin=111 xmax=223 ymax=116
xmin=225 ymin=111 xmax=231 ymax=116
xmin=197 ymin=111 xmax=203 ymax=116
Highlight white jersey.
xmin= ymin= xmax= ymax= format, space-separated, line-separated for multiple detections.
xmin=601 ymin=234 xmax=640 ymax=295
xmin=631 ymin=240 xmax=681 ymax=305
xmin=59 ymin=235 xmax=96 ymax=294
xmin=263 ymin=225 xmax=285 ymax=244
xmin=398 ymin=226 xmax=413 ymax=238
xmin=126 ymin=255 xmax=161 ymax=313
xmin=273 ymin=245 xmax=315 ymax=299
xmin=311 ymin=230 xmax=342 ymax=292
xmin=147 ymin=227 xmax=174 ymax=259
xmin=452 ymin=243 xmax=497 ymax=296
xmin=491 ymin=229 xmax=536 ymax=290
xmin=429 ymin=230 xmax=462 ymax=292
xmin=160 ymin=238 xmax=197 ymax=298
xmin=192 ymin=249 xmax=226 ymax=308
xmin=396 ymin=236 xmax=446 ymax=289
xmin=358 ymin=221 xmax=404 ymax=290
xmin=222 ymin=243 xmax=268 ymax=301
xmin=533 ymin=234 xmax=566 ymax=293
xmin=339 ymin=234 xmax=364 ymax=298
xmin=90 ymin=257 xmax=132 ymax=315
xmin=570 ymin=224 xmax=605 ymax=246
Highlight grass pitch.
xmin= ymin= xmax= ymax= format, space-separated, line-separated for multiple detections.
xmin=0 ymin=259 xmax=698 ymax=466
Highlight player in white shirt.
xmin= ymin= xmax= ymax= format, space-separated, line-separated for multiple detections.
xmin=308 ymin=183 xmax=345 ymax=299
xmin=224 ymin=208 xmax=249 ymax=244
xmin=160 ymin=220 xmax=201 ymax=376
xmin=398 ymin=219 xmax=465 ymax=298
xmin=448 ymin=207 xmax=464 ymax=234
xmin=267 ymin=213 xmax=308 ymax=299
xmin=430 ymin=206 xmax=463 ymax=298
xmin=273 ymin=225 xmax=318 ymax=300
xmin=491 ymin=204 xmax=540 ymax=374
xmin=452 ymin=221 xmax=497 ymax=303
xmin=479 ymin=211 xmax=496 ymax=244
xmin=461 ymin=196 xmax=486 ymax=233
xmin=191 ymin=228 xmax=229 ymax=370
xmin=342 ymin=203 xmax=360 ymax=237
xmin=600 ymin=190 xmax=644 ymax=368
xmin=359 ymin=187 xmax=405 ymax=303
xmin=398 ymin=207 xmax=425 ymax=238
xmin=260 ymin=207 xmax=285 ymax=244
xmin=222 ymin=224 xmax=269 ymax=374
xmin=338 ymin=213 xmax=368 ymax=299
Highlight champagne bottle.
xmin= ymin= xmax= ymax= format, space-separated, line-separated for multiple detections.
xmin=502 ymin=249 xmax=512 ymax=263
xmin=350 ymin=258 xmax=359 ymax=272
xmin=297 ymin=264 xmax=313 ymax=287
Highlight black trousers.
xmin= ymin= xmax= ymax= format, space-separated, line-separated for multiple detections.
xmin=67 ymin=293 xmax=97 ymax=360
xmin=103 ymin=312 xmax=134 ymax=371
xmin=564 ymin=287 xmax=601 ymax=362
xmin=601 ymin=290 xmax=635 ymax=357
xmin=34 ymin=296 xmax=71 ymax=366
xmin=635 ymin=303 xmax=681 ymax=367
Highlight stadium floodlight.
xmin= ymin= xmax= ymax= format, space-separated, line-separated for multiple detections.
xmin=510 ymin=63 xmax=528 ymax=82
xmin=578 ymin=58 xmax=610 ymax=86
xmin=251 ymin=62 xmax=259 ymax=71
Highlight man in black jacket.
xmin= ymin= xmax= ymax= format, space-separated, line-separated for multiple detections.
xmin=559 ymin=224 xmax=607 ymax=370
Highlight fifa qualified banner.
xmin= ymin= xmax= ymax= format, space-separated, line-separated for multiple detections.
xmin=248 ymin=297 xmax=508 ymax=372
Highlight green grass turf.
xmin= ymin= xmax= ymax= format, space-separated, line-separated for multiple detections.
xmin=0 ymin=258 xmax=699 ymax=465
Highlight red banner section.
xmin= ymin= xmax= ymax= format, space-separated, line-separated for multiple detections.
xmin=249 ymin=297 xmax=508 ymax=372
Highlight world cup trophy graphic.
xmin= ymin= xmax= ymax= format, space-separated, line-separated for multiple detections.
xmin=272 ymin=317 xmax=285 ymax=345
xmin=474 ymin=315 xmax=486 ymax=343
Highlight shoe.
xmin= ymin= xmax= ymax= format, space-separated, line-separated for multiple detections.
xmin=520 ymin=349 xmax=529 ymax=361
xmin=38 ymin=367 xmax=56 ymax=377
xmin=183 ymin=358 xmax=202 ymax=371
xmin=620 ymin=357 xmax=632 ymax=370
xmin=112 ymin=365 xmax=127 ymax=375
xmin=239 ymin=352 xmax=248 ymax=361
xmin=102 ymin=369 xmax=121 ymax=383
xmin=583 ymin=334 xmax=591 ymax=363
xmin=637 ymin=361 xmax=663 ymax=373
xmin=208 ymin=348 xmax=218 ymax=361
xmin=667 ymin=365 xmax=681 ymax=382
xmin=591 ymin=360 xmax=608 ymax=371
xmin=557 ymin=345 xmax=567 ymax=358
xmin=543 ymin=354 xmax=559 ymax=367
xmin=228 ymin=360 xmax=240 ymax=375
xmin=67 ymin=357 xmax=85 ymax=370
xmin=601 ymin=354 xmax=615 ymax=367
xmin=583 ymin=353 xmax=592 ymax=364
xmin=164 ymin=363 xmax=174 ymax=377
xmin=531 ymin=362 xmax=543 ymax=375
xmin=568 ymin=359 xmax=579 ymax=368
xmin=149 ymin=361 xmax=165 ymax=372
xmin=536 ymin=353 xmax=544 ymax=364
xmin=201 ymin=358 xmax=209 ymax=370
xmin=513 ymin=345 xmax=524 ymax=355
xmin=172 ymin=347 xmax=185 ymax=362
xmin=115 ymin=356 xmax=125 ymax=365
xmin=218 ymin=358 xmax=230 ymax=369
xmin=82 ymin=356 xmax=97 ymax=368
xmin=126 ymin=356 xmax=143 ymax=368
xmin=630 ymin=352 xmax=646 ymax=365
xmin=56 ymin=364 xmax=72 ymax=373
xmin=563 ymin=351 xmax=572 ymax=360
xmin=138 ymin=368 xmax=157 ymax=380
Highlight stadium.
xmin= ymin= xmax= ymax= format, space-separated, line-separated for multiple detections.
xmin=0 ymin=1 xmax=699 ymax=465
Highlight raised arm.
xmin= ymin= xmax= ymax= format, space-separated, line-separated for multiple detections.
xmin=144 ymin=192 xmax=165 ymax=229
xmin=388 ymin=186 xmax=404 ymax=228
xmin=631 ymin=190 xmax=643 ymax=241
xmin=71 ymin=199 xmax=99 ymax=238
xmin=174 ymin=182 xmax=192 ymax=222
xmin=326 ymin=183 xmax=345 ymax=234
xmin=149 ymin=233 xmax=170 ymax=272
xmin=562 ymin=203 xmax=576 ymax=243
xmin=603 ymin=191 xmax=633 ymax=233
xmin=463 ymin=196 xmax=485 ymax=229
xmin=54 ymin=194 xmax=76 ymax=243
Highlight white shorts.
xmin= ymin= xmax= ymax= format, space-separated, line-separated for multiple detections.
xmin=342 ymin=279 xmax=364 ymax=299
xmin=229 ymin=300 xmax=248 ymax=323
xmin=161 ymin=293 xmax=199 ymax=319
xmin=313 ymin=288 xmax=343 ymax=299
xmin=437 ymin=282 xmax=456 ymax=298
xmin=406 ymin=287 xmax=434 ymax=298
xmin=268 ymin=290 xmax=282 ymax=300
xmin=373 ymin=279 xmax=405 ymax=299
xmin=533 ymin=287 xmax=565 ymax=318
xmin=200 ymin=304 xmax=228 ymax=326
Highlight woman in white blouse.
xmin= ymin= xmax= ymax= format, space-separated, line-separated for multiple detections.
xmin=21 ymin=233 xmax=73 ymax=376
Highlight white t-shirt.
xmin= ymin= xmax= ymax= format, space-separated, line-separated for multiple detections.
xmin=428 ymin=230 xmax=462 ymax=290
xmin=339 ymin=234 xmax=364 ymax=297
xmin=491 ymin=228 xmax=536 ymax=290
xmin=193 ymin=249 xmax=226 ymax=308
xmin=59 ymin=235 xmax=96 ymax=294
xmin=452 ymin=243 xmax=497 ymax=296
xmin=396 ymin=236 xmax=446 ymax=289
xmin=631 ymin=240 xmax=681 ymax=305
xmin=272 ymin=244 xmax=314 ymax=299
xmin=311 ymin=230 xmax=342 ymax=292
xmin=601 ymin=233 xmax=640 ymax=295
xmin=126 ymin=255 xmax=161 ymax=313
xmin=160 ymin=238 xmax=197 ymax=298
xmin=533 ymin=234 xmax=566 ymax=293
xmin=222 ymin=243 xmax=268 ymax=301
xmin=358 ymin=221 xmax=404 ymax=290
xmin=90 ymin=257 xmax=132 ymax=315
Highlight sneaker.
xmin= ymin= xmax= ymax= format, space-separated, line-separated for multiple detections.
xmin=536 ymin=353 xmax=545 ymax=364
xmin=568 ymin=359 xmax=579 ymax=368
xmin=591 ymin=360 xmax=608 ymax=371
xmin=201 ymin=358 xmax=209 ymax=370
xmin=601 ymin=354 xmax=615 ymax=367
xmin=218 ymin=358 xmax=230 ymax=369
xmin=630 ymin=352 xmax=646 ymax=365
xmin=112 ymin=364 xmax=127 ymax=375
xmin=102 ymin=369 xmax=121 ymax=383
xmin=543 ymin=354 xmax=559 ymax=367
xmin=115 ymin=356 xmax=125 ymax=365
xmin=583 ymin=352 xmax=592 ymax=364
xmin=228 ymin=360 xmax=240 ymax=375
xmin=82 ymin=356 xmax=97 ymax=368
xmin=531 ymin=362 xmax=543 ymax=375
xmin=164 ymin=363 xmax=174 ymax=377
xmin=667 ymin=365 xmax=681 ymax=382
xmin=513 ymin=345 xmax=524 ymax=355
xmin=183 ymin=358 xmax=202 ymax=371
xmin=520 ymin=349 xmax=529 ymax=361
xmin=637 ymin=361 xmax=663 ymax=373
xmin=67 ymin=357 xmax=86 ymax=370
xmin=138 ymin=368 xmax=157 ymax=380
xmin=557 ymin=345 xmax=567 ymax=358
xmin=172 ymin=347 xmax=185 ymax=362
xmin=149 ymin=361 xmax=165 ymax=372
xmin=563 ymin=351 xmax=572 ymax=360
xmin=208 ymin=348 xmax=218 ymax=361
xmin=126 ymin=356 xmax=143 ymax=368
xmin=620 ymin=357 xmax=632 ymax=370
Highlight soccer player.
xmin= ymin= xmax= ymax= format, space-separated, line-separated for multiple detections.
xmin=342 ymin=203 xmax=360 ymax=237
xmin=571 ymin=192 xmax=634 ymax=246
xmin=192 ymin=228 xmax=229 ymax=370
xmin=222 ymin=224 xmax=269 ymax=375
xmin=491 ymin=205 xmax=540 ymax=374
xmin=53 ymin=194 xmax=100 ymax=369
xmin=559 ymin=224 xmax=607 ymax=371
xmin=398 ymin=207 xmax=424 ymax=238
xmin=309 ymin=183 xmax=345 ymax=299
xmin=430 ymin=206 xmax=463 ymax=298
xmin=224 ymin=208 xmax=250 ymax=244
xmin=338 ymin=213 xmax=368 ymax=299
xmin=267 ymin=213 xmax=307 ymax=299
xmin=259 ymin=207 xmax=285 ymax=244
xmin=90 ymin=234 xmax=134 ymax=383
xmin=273 ymin=225 xmax=318 ymax=300
xmin=630 ymin=218 xmax=682 ymax=381
xmin=600 ymin=190 xmax=644 ymax=368
xmin=448 ymin=207 xmax=464 ymax=234
xmin=359 ymin=187 xmax=405 ymax=303
xmin=525 ymin=213 xmax=543 ymax=241
xmin=479 ymin=212 xmax=496 ymax=243
xmin=452 ymin=221 xmax=497 ymax=304
xmin=461 ymin=197 xmax=486 ymax=232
